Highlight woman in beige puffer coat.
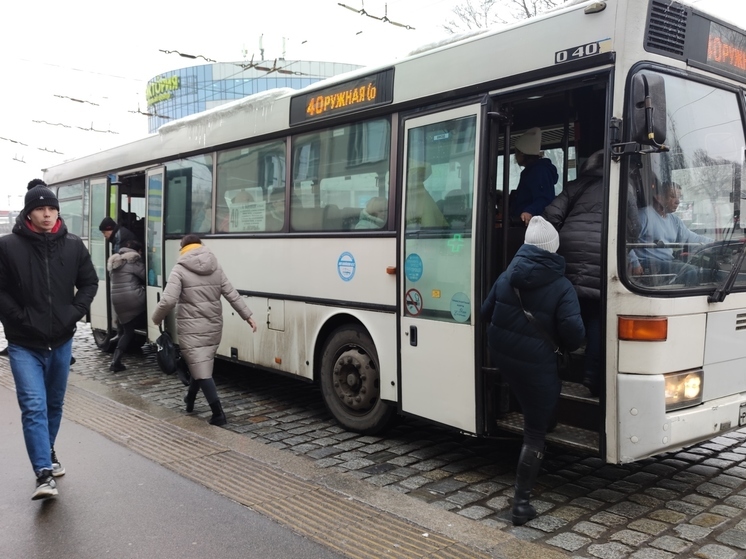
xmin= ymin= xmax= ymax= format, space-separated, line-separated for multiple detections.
xmin=152 ymin=234 xmax=257 ymax=425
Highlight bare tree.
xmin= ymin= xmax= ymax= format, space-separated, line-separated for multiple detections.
xmin=443 ymin=0 xmax=571 ymax=34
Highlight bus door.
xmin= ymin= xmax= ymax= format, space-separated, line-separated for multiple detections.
xmin=399 ymin=105 xmax=481 ymax=432
xmin=145 ymin=167 xmax=166 ymax=343
xmin=89 ymin=176 xmax=112 ymax=348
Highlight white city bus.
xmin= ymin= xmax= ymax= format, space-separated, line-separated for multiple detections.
xmin=44 ymin=0 xmax=746 ymax=463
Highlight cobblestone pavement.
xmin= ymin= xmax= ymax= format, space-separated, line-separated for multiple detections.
xmin=22 ymin=325 xmax=746 ymax=558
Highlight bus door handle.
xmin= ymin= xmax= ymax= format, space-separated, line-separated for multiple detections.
xmin=409 ymin=325 xmax=418 ymax=347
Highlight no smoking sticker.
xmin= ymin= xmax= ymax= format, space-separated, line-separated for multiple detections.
xmin=405 ymin=288 xmax=423 ymax=316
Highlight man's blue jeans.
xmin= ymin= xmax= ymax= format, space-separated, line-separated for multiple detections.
xmin=8 ymin=339 xmax=73 ymax=475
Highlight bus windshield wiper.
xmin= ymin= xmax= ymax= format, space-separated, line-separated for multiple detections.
xmin=708 ymin=241 xmax=746 ymax=303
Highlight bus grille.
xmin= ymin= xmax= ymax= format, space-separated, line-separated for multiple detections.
xmin=645 ymin=0 xmax=688 ymax=58
xmin=737 ymin=313 xmax=746 ymax=331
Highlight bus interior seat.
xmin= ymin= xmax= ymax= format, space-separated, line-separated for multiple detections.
xmin=290 ymin=206 xmax=325 ymax=231
xmin=441 ymin=189 xmax=470 ymax=227
xmin=322 ymin=205 xmax=365 ymax=231
xmin=323 ymin=204 xmax=342 ymax=230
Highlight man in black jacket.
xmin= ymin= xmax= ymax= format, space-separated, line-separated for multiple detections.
xmin=543 ymin=150 xmax=604 ymax=396
xmin=99 ymin=216 xmax=136 ymax=254
xmin=0 ymin=184 xmax=98 ymax=500
xmin=0 ymin=178 xmax=78 ymax=364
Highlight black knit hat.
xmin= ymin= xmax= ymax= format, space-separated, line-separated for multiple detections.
xmin=27 ymin=178 xmax=47 ymax=191
xmin=99 ymin=216 xmax=117 ymax=231
xmin=24 ymin=185 xmax=59 ymax=214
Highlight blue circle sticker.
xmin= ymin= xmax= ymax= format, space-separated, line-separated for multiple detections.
xmin=450 ymin=292 xmax=471 ymax=323
xmin=405 ymin=253 xmax=423 ymax=282
xmin=337 ymin=252 xmax=356 ymax=281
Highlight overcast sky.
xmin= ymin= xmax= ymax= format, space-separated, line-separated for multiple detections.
xmin=0 ymin=0 xmax=743 ymax=211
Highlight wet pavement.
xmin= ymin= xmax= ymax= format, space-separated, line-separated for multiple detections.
xmin=11 ymin=323 xmax=746 ymax=558
xmin=0 ymin=381 xmax=345 ymax=559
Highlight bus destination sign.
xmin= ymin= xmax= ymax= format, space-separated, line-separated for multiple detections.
xmin=706 ymin=22 xmax=746 ymax=80
xmin=290 ymin=69 xmax=394 ymax=126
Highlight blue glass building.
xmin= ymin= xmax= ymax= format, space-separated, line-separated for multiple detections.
xmin=146 ymin=60 xmax=362 ymax=133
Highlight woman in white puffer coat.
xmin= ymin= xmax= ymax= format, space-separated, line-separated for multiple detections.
xmin=152 ymin=234 xmax=257 ymax=425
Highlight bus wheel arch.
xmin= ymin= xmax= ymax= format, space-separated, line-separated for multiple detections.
xmin=317 ymin=319 xmax=395 ymax=435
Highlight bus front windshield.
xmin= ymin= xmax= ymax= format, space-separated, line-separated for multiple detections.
xmin=624 ymin=72 xmax=746 ymax=293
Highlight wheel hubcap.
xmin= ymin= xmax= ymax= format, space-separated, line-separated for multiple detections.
xmin=332 ymin=348 xmax=378 ymax=412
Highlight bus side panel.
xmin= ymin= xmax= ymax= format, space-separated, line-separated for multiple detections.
xmin=704 ymin=310 xmax=746 ymax=401
xmin=208 ymin=237 xmax=397 ymax=308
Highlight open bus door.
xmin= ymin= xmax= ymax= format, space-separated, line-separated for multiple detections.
xmin=145 ymin=167 xmax=166 ymax=344
xmin=89 ymin=176 xmax=113 ymax=350
xmin=399 ymin=105 xmax=481 ymax=433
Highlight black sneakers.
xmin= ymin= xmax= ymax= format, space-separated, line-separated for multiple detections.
xmin=51 ymin=447 xmax=65 ymax=477
xmin=32 ymin=469 xmax=58 ymax=500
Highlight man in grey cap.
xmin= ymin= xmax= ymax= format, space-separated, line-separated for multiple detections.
xmin=0 ymin=183 xmax=98 ymax=500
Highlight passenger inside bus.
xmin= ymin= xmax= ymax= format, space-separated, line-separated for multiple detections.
xmin=405 ymin=162 xmax=448 ymax=228
xmin=509 ymin=127 xmax=558 ymax=226
xmin=543 ymin=149 xmax=605 ymax=396
xmin=355 ymin=196 xmax=387 ymax=230
xmin=629 ymin=179 xmax=713 ymax=286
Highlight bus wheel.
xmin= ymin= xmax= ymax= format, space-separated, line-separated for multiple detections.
xmin=92 ymin=329 xmax=115 ymax=353
xmin=320 ymin=325 xmax=394 ymax=435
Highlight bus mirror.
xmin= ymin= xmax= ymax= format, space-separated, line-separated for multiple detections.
xmin=631 ymin=72 xmax=667 ymax=147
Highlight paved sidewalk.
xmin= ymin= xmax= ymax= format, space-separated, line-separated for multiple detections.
xmin=0 ymin=382 xmax=345 ymax=559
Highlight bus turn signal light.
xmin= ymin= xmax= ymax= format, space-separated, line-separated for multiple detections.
xmin=618 ymin=316 xmax=668 ymax=341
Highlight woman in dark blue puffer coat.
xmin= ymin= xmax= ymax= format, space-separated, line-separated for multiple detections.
xmin=481 ymin=216 xmax=584 ymax=526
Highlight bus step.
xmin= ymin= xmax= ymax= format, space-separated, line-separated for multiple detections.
xmin=560 ymin=380 xmax=599 ymax=403
xmin=495 ymin=411 xmax=600 ymax=454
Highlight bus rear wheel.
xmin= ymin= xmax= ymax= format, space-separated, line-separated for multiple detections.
xmin=320 ymin=325 xmax=394 ymax=435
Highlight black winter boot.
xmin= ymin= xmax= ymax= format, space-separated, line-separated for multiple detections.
xmin=208 ymin=401 xmax=227 ymax=426
xmin=512 ymin=444 xmax=544 ymax=526
xmin=109 ymin=349 xmax=126 ymax=372
xmin=184 ymin=379 xmax=199 ymax=413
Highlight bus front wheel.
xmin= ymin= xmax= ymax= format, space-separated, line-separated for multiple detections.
xmin=320 ymin=325 xmax=395 ymax=435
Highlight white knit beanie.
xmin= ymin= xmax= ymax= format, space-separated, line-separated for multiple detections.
xmin=515 ymin=127 xmax=543 ymax=156
xmin=524 ymin=216 xmax=559 ymax=253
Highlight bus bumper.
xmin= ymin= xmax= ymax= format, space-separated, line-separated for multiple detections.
xmin=617 ymin=373 xmax=746 ymax=463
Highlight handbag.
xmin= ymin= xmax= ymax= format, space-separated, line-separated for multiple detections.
xmin=512 ymin=287 xmax=570 ymax=373
xmin=175 ymin=355 xmax=191 ymax=386
xmin=155 ymin=329 xmax=178 ymax=375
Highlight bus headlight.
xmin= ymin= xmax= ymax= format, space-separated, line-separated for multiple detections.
xmin=665 ymin=370 xmax=703 ymax=412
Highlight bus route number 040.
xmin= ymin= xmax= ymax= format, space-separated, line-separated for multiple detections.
xmin=555 ymin=41 xmax=601 ymax=64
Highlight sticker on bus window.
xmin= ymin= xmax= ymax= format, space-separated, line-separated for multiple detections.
xmin=405 ymin=253 xmax=423 ymax=282
xmin=405 ymin=288 xmax=423 ymax=316
xmin=338 ymin=252 xmax=356 ymax=281
xmin=450 ymin=292 xmax=471 ymax=323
